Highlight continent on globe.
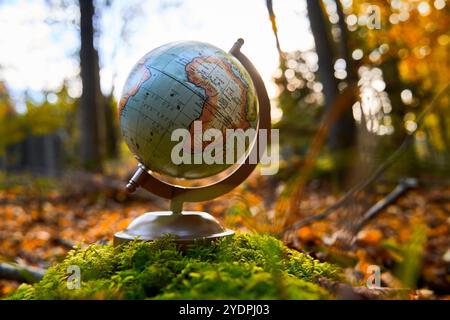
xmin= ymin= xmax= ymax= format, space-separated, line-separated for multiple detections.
xmin=119 ymin=41 xmax=259 ymax=179
xmin=185 ymin=55 xmax=252 ymax=150
xmin=118 ymin=57 xmax=152 ymax=116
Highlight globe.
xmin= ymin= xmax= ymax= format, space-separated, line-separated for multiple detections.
xmin=119 ymin=41 xmax=259 ymax=179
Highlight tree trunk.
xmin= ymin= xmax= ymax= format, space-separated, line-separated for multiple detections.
xmin=79 ymin=0 xmax=103 ymax=171
xmin=94 ymin=50 xmax=107 ymax=161
xmin=306 ymin=0 xmax=355 ymax=150
xmin=335 ymin=0 xmax=356 ymax=82
xmin=104 ymin=92 xmax=119 ymax=159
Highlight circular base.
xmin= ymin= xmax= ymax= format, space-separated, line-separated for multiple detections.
xmin=114 ymin=211 xmax=234 ymax=246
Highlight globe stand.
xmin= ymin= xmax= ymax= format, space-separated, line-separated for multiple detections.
xmin=114 ymin=38 xmax=271 ymax=246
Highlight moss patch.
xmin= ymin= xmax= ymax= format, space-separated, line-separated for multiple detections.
xmin=8 ymin=233 xmax=341 ymax=300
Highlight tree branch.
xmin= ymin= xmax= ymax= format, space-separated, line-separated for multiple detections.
xmin=350 ymin=178 xmax=418 ymax=234
xmin=0 ymin=263 xmax=45 ymax=283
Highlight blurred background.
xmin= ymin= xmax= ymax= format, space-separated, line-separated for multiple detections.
xmin=0 ymin=0 xmax=449 ymax=299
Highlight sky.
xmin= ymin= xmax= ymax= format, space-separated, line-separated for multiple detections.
xmin=0 ymin=0 xmax=314 ymax=112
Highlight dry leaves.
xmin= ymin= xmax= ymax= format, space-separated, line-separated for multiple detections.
xmin=0 ymin=174 xmax=449 ymax=299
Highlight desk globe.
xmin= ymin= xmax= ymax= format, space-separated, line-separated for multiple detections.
xmin=114 ymin=39 xmax=271 ymax=245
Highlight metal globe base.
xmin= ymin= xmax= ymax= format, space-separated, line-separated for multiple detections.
xmin=114 ymin=211 xmax=234 ymax=246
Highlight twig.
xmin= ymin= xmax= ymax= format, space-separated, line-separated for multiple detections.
xmin=0 ymin=262 xmax=45 ymax=283
xmin=265 ymin=0 xmax=284 ymax=59
xmin=314 ymin=275 xmax=398 ymax=299
xmin=350 ymin=178 xmax=418 ymax=234
xmin=52 ymin=237 xmax=75 ymax=250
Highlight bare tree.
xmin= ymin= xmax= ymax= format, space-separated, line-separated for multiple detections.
xmin=306 ymin=0 xmax=355 ymax=150
xmin=79 ymin=0 xmax=103 ymax=171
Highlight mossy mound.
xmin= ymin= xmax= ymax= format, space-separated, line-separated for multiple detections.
xmin=8 ymin=233 xmax=341 ymax=300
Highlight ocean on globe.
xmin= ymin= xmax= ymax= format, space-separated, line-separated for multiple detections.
xmin=119 ymin=41 xmax=258 ymax=179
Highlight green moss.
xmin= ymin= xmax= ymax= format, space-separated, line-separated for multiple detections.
xmin=8 ymin=233 xmax=341 ymax=300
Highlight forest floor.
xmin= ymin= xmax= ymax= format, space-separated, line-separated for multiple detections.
xmin=0 ymin=170 xmax=449 ymax=299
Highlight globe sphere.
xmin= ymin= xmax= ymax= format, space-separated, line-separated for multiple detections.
xmin=119 ymin=41 xmax=258 ymax=179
